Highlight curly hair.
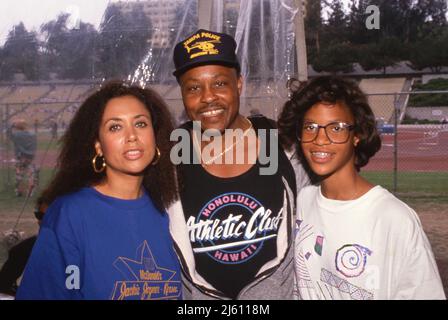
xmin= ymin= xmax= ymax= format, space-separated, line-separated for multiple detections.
xmin=41 ymin=81 xmax=178 ymax=212
xmin=278 ymin=76 xmax=381 ymax=172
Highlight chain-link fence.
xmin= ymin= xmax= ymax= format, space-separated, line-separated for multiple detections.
xmin=1 ymin=87 xmax=447 ymax=196
xmin=0 ymin=85 xmax=94 ymax=195
xmin=363 ymin=91 xmax=448 ymax=198
xmin=241 ymin=89 xmax=448 ymax=198
xmin=1 ymin=84 xmax=448 ymax=297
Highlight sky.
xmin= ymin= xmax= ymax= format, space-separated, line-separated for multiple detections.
xmin=5 ymin=0 xmax=443 ymax=46
xmin=0 ymin=0 xmax=354 ymax=43
xmin=0 ymin=0 xmax=111 ymax=45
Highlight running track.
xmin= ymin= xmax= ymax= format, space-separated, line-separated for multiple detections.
xmin=365 ymin=126 xmax=448 ymax=172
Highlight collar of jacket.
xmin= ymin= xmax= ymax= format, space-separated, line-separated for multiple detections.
xmin=166 ymin=174 xmax=296 ymax=298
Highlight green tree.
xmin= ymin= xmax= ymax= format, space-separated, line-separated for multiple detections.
xmin=97 ymin=3 xmax=152 ymax=79
xmin=312 ymin=0 xmax=355 ymax=73
xmin=358 ymin=37 xmax=405 ymax=74
xmin=248 ymin=0 xmax=274 ymax=79
xmin=366 ymin=0 xmax=446 ymax=43
xmin=409 ymin=28 xmax=448 ymax=72
xmin=302 ymin=0 xmax=448 ymax=74
xmin=313 ymin=42 xmax=355 ymax=73
xmin=235 ymin=0 xmax=274 ymax=79
xmin=41 ymin=14 xmax=98 ymax=79
xmin=304 ymin=0 xmax=323 ymax=65
xmin=172 ymin=1 xmax=197 ymax=38
xmin=414 ymin=0 xmax=447 ymax=27
xmin=40 ymin=14 xmax=70 ymax=73
xmin=324 ymin=0 xmax=348 ymax=43
xmin=347 ymin=0 xmax=378 ymax=44
xmin=0 ymin=23 xmax=40 ymax=80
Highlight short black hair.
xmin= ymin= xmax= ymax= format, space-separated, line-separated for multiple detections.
xmin=278 ymin=76 xmax=381 ymax=171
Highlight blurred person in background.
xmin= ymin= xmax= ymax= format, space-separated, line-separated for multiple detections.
xmin=7 ymin=119 xmax=38 ymax=197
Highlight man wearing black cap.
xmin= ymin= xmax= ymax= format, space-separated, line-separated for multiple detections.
xmin=167 ymin=29 xmax=309 ymax=299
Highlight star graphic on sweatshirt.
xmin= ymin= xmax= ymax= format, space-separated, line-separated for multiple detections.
xmin=113 ymin=240 xmax=176 ymax=281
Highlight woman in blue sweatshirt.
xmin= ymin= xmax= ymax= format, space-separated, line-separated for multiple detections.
xmin=16 ymin=81 xmax=182 ymax=300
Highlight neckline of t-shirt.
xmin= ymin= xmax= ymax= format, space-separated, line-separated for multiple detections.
xmin=316 ymin=185 xmax=384 ymax=213
xmin=198 ymin=158 xmax=261 ymax=182
xmin=190 ymin=117 xmax=265 ymax=182
xmin=84 ymin=187 xmax=152 ymax=210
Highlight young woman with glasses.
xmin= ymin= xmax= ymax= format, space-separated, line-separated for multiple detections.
xmin=278 ymin=76 xmax=444 ymax=300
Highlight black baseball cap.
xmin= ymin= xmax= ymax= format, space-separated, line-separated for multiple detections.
xmin=173 ymin=29 xmax=241 ymax=78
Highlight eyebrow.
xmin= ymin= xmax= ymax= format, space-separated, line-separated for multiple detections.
xmin=303 ymin=119 xmax=351 ymax=124
xmin=104 ymin=114 xmax=151 ymax=125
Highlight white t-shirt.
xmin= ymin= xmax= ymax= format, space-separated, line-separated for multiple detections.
xmin=294 ymin=185 xmax=445 ymax=300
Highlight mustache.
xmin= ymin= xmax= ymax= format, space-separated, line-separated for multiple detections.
xmin=198 ymin=103 xmax=226 ymax=113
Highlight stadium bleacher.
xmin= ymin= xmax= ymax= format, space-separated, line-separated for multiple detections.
xmin=0 ymin=85 xmax=15 ymax=101
xmin=0 ymin=83 xmax=95 ymax=127
xmin=1 ymin=78 xmax=412 ymax=129
xmin=1 ymin=85 xmax=52 ymax=104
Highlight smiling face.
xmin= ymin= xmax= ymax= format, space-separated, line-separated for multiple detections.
xmin=179 ymin=64 xmax=243 ymax=132
xmin=95 ymin=95 xmax=156 ymax=181
xmin=300 ymin=102 xmax=359 ymax=179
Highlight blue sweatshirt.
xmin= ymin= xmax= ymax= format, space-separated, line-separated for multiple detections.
xmin=16 ymin=187 xmax=182 ymax=300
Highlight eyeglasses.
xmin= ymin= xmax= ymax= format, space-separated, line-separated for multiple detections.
xmin=34 ymin=210 xmax=45 ymax=221
xmin=298 ymin=121 xmax=355 ymax=144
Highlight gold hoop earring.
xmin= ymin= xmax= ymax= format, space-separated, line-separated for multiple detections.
xmin=92 ymin=154 xmax=106 ymax=173
xmin=151 ymin=147 xmax=161 ymax=165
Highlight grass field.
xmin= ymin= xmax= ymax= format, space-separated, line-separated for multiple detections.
xmin=361 ymin=171 xmax=448 ymax=205
xmin=35 ymin=131 xmax=62 ymax=151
